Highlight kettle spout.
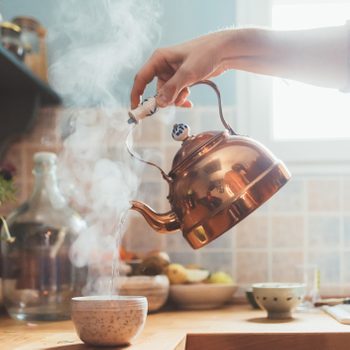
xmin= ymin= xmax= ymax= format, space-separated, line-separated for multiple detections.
xmin=130 ymin=200 xmax=180 ymax=233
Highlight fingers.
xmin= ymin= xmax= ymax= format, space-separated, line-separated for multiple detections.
xmin=131 ymin=47 xmax=180 ymax=109
xmin=174 ymin=87 xmax=193 ymax=108
xmin=174 ymin=87 xmax=190 ymax=106
xmin=180 ymin=100 xmax=193 ymax=108
xmin=130 ymin=63 xmax=156 ymax=109
xmin=131 ymin=49 xmax=170 ymax=109
xmin=131 ymin=48 xmax=196 ymax=109
xmin=156 ymin=66 xmax=195 ymax=107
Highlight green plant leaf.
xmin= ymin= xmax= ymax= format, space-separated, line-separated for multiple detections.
xmin=0 ymin=175 xmax=16 ymax=206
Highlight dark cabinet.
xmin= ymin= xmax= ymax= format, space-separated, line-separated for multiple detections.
xmin=0 ymin=46 xmax=61 ymax=159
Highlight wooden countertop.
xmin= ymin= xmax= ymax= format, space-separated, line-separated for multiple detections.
xmin=1 ymin=304 xmax=350 ymax=350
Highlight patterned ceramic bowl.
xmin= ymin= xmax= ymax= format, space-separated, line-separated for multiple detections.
xmin=252 ymin=283 xmax=305 ymax=319
xmin=71 ymin=295 xmax=148 ymax=346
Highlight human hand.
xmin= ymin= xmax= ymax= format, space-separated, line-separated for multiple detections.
xmin=130 ymin=30 xmax=234 ymax=109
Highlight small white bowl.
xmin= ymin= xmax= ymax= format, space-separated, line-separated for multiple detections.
xmin=169 ymin=283 xmax=237 ymax=310
xmin=252 ymin=283 xmax=305 ymax=319
xmin=117 ymin=275 xmax=169 ymax=312
xmin=71 ymin=295 xmax=147 ymax=347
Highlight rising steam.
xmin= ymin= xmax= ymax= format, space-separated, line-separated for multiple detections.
xmin=48 ymin=0 xmax=161 ymax=294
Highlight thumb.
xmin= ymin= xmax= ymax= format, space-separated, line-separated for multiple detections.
xmin=157 ymin=68 xmax=192 ymax=107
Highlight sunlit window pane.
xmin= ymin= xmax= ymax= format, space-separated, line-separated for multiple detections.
xmin=272 ymin=1 xmax=350 ymax=140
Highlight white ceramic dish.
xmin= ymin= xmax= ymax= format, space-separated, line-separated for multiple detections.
xmin=252 ymin=282 xmax=305 ymax=319
xmin=117 ymin=275 xmax=169 ymax=312
xmin=71 ymin=295 xmax=147 ymax=347
xmin=169 ymin=283 xmax=237 ymax=310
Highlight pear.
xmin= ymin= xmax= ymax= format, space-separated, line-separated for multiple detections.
xmin=207 ymin=271 xmax=234 ymax=284
xmin=166 ymin=263 xmax=188 ymax=284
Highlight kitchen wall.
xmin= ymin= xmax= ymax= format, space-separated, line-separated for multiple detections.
xmin=124 ymin=107 xmax=350 ymax=298
xmin=2 ymin=106 xmax=349 ymax=298
xmin=1 ymin=0 xmax=349 ymax=297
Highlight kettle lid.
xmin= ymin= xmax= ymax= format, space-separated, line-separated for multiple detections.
xmin=170 ymin=123 xmax=224 ymax=174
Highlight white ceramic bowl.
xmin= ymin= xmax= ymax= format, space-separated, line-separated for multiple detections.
xmin=252 ymin=283 xmax=305 ymax=319
xmin=71 ymin=295 xmax=147 ymax=347
xmin=117 ymin=275 xmax=169 ymax=312
xmin=169 ymin=283 xmax=237 ymax=310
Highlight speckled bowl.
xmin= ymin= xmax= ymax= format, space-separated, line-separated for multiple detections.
xmin=71 ymin=295 xmax=148 ymax=347
xmin=252 ymin=283 xmax=305 ymax=319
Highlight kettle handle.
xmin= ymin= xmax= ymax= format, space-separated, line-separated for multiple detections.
xmin=126 ymin=80 xmax=236 ymax=183
xmin=191 ymin=80 xmax=236 ymax=135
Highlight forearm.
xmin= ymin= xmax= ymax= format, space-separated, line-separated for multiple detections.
xmin=223 ymin=26 xmax=349 ymax=89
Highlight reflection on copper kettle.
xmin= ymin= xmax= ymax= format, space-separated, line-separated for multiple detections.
xmin=128 ymin=80 xmax=291 ymax=249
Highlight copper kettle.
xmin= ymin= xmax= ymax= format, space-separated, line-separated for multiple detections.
xmin=128 ymin=80 xmax=291 ymax=249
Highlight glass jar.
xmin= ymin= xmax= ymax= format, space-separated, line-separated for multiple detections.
xmin=12 ymin=16 xmax=40 ymax=54
xmin=12 ymin=16 xmax=48 ymax=81
xmin=0 ymin=21 xmax=25 ymax=60
xmin=0 ymin=152 xmax=87 ymax=321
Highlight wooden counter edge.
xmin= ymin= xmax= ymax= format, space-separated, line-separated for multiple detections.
xmin=185 ymin=332 xmax=350 ymax=350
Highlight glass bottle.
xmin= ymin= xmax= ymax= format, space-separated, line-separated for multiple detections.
xmin=1 ymin=152 xmax=87 ymax=321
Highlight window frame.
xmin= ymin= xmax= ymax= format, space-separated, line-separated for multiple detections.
xmin=235 ymin=0 xmax=350 ymax=174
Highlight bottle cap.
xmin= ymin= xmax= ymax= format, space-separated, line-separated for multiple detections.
xmin=34 ymin=152 xmax=57 ymax=164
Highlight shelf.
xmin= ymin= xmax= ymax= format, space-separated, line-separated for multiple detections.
xmin=0 ymin=46 xmax=60 ymax=105
xmin=0 ymin=46 xmax=61 ymax=159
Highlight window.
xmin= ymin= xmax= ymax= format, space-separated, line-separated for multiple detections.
xmin=235 ymin=0 xmax=350 ymax=170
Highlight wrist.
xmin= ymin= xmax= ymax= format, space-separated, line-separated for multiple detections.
xmin=219 ymin=28 xmax=272 ymax=70
xmin=214 ymin=29 xmax=237 ymax=70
